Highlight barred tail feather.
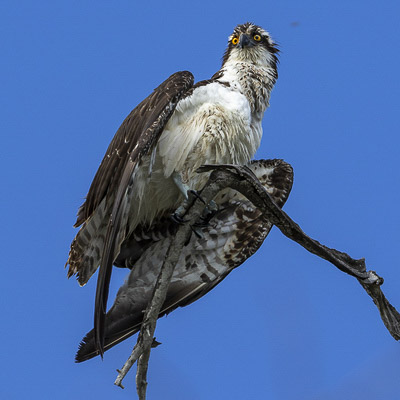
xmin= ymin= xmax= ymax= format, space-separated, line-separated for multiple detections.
xmin=66 ymin=199 xmax=108 ymax=286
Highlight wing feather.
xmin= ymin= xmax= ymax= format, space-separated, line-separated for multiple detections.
xmin=75 ymin=71 xmax=194 ymax=227
xmin=70 ymin=71 xmax=194 ymax=356
xmin=76 ymin=159 xmax=294 ymax=362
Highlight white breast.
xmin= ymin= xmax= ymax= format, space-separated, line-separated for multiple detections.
xmin=158 ymin=82 xmax=260 ymax=180
xmin=126 ymin=80 xmax=264 ymax=229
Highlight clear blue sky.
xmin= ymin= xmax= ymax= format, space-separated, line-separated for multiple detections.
xmin=2 ymin=1 xmax=400 ymax=399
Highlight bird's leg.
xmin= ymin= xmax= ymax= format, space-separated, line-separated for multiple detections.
xmin=172 ymin=172 xmax=190 ymax=200
xmin=189 ymin=199 xmax=219 ymax=240
xmin=172 ymin=172 xmax=208 ymax=203
xmin=171 ymin=172 xmax=205 ymax=221
xmin=171 ymin=194 xmax=194 ymax=224
xmin=171 ymin=172 xmax=218 ymax=237
xmin=193 ymin=200 xmax=218 ymax=227
xmin=171 ymin=172 xmax=192 ymax=224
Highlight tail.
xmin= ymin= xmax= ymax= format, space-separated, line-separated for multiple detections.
xmin=66 ymin=199 xmax=109 ymax=286
xmin=76 ymin=301 xmax=146 ymax=362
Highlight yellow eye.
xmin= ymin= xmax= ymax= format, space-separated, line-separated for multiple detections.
xmin=254 ymin=34 xmax=261 ymax=41
xmin=232 ymin=37 xmax=239 ymax=45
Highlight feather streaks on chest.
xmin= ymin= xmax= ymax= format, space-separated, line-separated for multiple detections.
xmin=219 ymin=61 xmax=277 ymax=120
xmin=157 ymin=82 xmax=256 ymax=182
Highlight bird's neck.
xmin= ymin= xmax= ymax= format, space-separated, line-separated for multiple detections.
xmin=216 ymin=60 xmax=277 ymax=117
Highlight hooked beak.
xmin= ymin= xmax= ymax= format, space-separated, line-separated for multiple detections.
xmin=238 ymin=34 xmax=253 ymax=48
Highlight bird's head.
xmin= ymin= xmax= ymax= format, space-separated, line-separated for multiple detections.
xmin=222 ymin=23 xmax=279 ymax=69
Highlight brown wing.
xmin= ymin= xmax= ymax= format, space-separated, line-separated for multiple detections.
xmin=71 ymin=71 xmax=194 ymax=356
xmin=75 ymin=71 xmax=194 ymax=227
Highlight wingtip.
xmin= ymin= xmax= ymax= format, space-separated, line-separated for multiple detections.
xmin=75 ymin=332 xmax=101 ymax=363
xmin=94 ymin=320 xmax=106 ymax=360
xmin=75 ymin=337 xmax=91 ymax=363
xmin=96 ymin=340 xmax=105 ymax=360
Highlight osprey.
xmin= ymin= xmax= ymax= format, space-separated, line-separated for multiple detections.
xmin=76 ymin=159 xmax=293 ymax=362
xmin=67 ymin=22 xmax=279 ymax=358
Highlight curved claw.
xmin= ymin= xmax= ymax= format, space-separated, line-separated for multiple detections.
xmin=194 ymin=200 xmax=219 ymax=227
xmin=189 ymin=189 xmax=206 ymax=204
xmin=171 ymin=212 xmax=188 ymax=225
xmin=190 ymin=225 xmax=204 ymax=239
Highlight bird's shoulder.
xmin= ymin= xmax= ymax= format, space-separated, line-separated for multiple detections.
xmin=175 ymin=73 xmax=249 ymax=116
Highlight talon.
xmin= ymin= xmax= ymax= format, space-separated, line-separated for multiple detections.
xmin=171 ymin=212 xmax=187 ymax=225
xmin=197 ymin=200 xmax=219 ymax=226
xmin=190 ymin=224 xmax=204 ymax=239
xmin=207 ymin=200 xmax=218 ymax=212
xmin=188 ymin=189 xmax=206 ymax=204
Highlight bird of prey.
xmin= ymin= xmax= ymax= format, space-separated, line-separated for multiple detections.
xmin=67 ymin=22 xmax=280 ymax=358
xmin=76 ymin=159 xmax=293 ymax=362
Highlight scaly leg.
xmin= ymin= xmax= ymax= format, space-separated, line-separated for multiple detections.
xmin=171 ymin=172 xmax=218 ymax=237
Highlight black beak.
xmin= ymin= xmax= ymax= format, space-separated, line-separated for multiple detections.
xmin=238 ymin=34 xmax=252 ymax=48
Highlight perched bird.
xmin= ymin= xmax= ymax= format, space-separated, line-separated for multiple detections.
xmin=76 ymin=159 xmax=293 ymax=362
xmin=67 ymin=22 xmax=280 ymax=357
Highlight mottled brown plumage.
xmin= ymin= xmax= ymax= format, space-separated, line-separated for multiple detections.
xmin=75 ymin=159 xmax=293 ymax=362
xmin=67 ymin=71 xmax=194 ymax=281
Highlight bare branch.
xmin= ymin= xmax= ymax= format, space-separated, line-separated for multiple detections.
xmin=136 ymin=348 xmax=150 ymax=399
xmin=114 ymin=181 xmax=226 ymax=395
xmin=114 ymin=163 xmax=400 ymax=398
xmin=114 ymin=342 xmax=142 ymax=389
xmin=199 ymin=164 xmax=400 ymax=340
